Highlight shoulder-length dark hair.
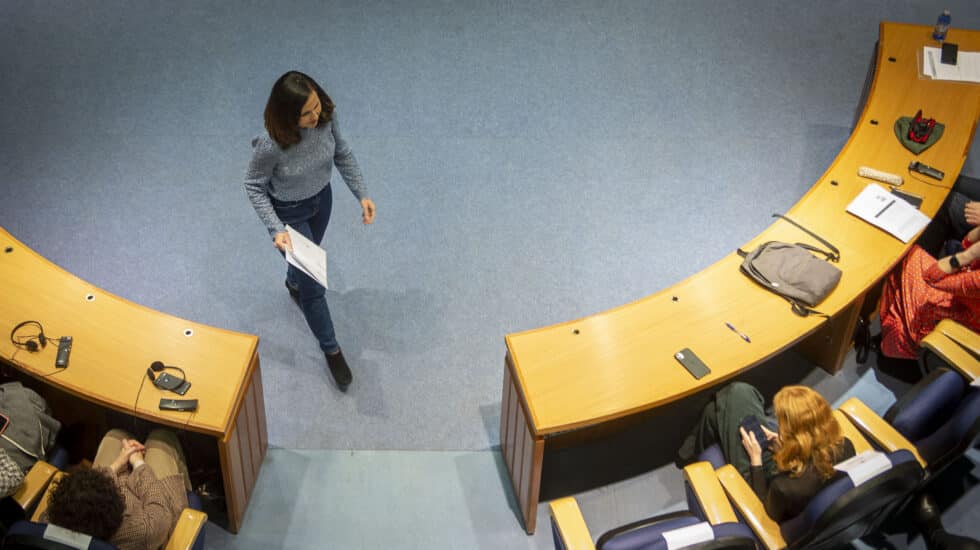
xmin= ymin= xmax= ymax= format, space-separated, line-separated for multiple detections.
xmin=264 ymin=70 xmax=335 ymax=149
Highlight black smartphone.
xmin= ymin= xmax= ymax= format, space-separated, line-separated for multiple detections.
xmin=674 ymin=348 xmax=710 ymax=380
xmin=153 ymin=372 xmax=191 ymax=395
xmin=740 ymin=414 xmax=768 ymax=447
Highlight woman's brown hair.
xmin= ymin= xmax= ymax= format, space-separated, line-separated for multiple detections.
xmin=264 ymin=71 xmax=335 ymax=149
xmin=772 ymin=385 xmax=846 ymax=480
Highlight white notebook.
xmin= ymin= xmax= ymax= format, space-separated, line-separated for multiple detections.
xmin=846 ymin=184 xmax=931 ymax=243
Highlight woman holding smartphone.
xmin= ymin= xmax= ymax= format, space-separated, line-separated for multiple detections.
xmin=244 ymin=71 xmax=376 ymax=390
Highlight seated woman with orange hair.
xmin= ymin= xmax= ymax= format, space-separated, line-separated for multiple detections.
xmin=740 ymin=385 xmax=855 ymax=522
xmin=678 ymin=383 xmax=855 ymax=522
xmin=879 ymin=225 xmax=980 ymax=360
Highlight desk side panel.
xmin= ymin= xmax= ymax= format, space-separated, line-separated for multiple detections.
xmin=218 ymin=359 xmax=267 ymax=534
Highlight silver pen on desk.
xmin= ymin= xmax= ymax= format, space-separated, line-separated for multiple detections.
xmin=725 ymin=322 xmax=751 ymax=343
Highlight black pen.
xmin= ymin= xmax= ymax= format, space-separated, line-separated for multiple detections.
xmin=875 ymin=199 xmax=896 ymax=218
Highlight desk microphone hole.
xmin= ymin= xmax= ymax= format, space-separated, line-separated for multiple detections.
xmin=830 ymin=180 xmax=839 ymax=186
xmin=672 ymin=296 xmax=679 ymax=302
xmin=85 ymin=294 xmax=95 ymax=302
xmin=888 ymin=57 xmax=896 ymax=62
xmin=3 ymin=247 xmax=11 ymax=254
xmin=183 ymin=329 xmax=194 ymax=337
xmin=870 ymin=119 xmax=879 ymax=125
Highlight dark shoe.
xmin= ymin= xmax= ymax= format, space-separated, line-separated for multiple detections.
xmin=325 ymin=349 xmax=352 ymax=390
xmin=285 ymin=280 xmax=300 ymax=306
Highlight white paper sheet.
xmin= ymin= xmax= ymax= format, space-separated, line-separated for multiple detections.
xmin=834 ymin=450 xmax=892 ymax=486
xmin=923 ymin=46 xmax=980 ymax=83
xmin=846 ymin=184 xmax=931 ymax=243
xmin=662 ymin=522 xmax=714 ymax=550
xmin=285 ymin=225 xmax=328 ymax=289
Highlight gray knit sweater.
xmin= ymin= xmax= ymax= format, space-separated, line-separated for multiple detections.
xmin=244 ymin=113 xmax=368 ymax=236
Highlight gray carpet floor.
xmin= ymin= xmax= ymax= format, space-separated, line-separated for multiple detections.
xmin=3 ymin=1 xmax=980 ymax=548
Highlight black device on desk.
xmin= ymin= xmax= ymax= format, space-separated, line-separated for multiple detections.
xmin=159 ymin=398 xmax=198 ymax=412
xmin=55 ymin=336 xmax=72 ymax=368
xmin=909 ymin=161 xmax=944 ymax=181
xmin=891 ymin=188 xmax=923 ymax=209
xmin=674 ymin=348 xmax=710 ymax=380
xmin=146 ymin=361 xmax=191 ymax=395
xmin=941 ymin=42 xmax=958 ymax=65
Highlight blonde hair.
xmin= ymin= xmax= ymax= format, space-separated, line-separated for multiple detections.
xmin=772 ymin=386 xmax=845 ymax=479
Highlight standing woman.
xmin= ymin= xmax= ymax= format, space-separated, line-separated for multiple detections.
xmin=244 ymin=71 xmax=376 ymax=390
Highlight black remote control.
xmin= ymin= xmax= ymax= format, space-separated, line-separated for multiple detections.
xmin=55 ymin=336 xmax=72 ymax=368
xmin=159 ymin=398 xmax=198 ymax=412
xmin=909 ymin=161 xmax=944 ymax=181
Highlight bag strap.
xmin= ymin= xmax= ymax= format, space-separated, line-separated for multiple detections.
xmin=773 ymin=214 xmax=840 ymax=262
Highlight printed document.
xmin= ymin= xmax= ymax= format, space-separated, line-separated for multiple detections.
xmin=923 ymin=46 xmax=980 ymax=83
xmin=285 ymin=225 xmax=328 ymax=289
xmin=846 ymin=184 xmax=931 ymax=243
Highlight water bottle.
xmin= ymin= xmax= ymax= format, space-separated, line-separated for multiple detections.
xmin=933 ymin=9 xmax=951 ymax=42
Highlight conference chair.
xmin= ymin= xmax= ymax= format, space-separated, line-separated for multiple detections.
xmin=1 ymin=470 xmax=207 ymax=550
xmin=701 ymin=410 xmax=923 ymax=549
xmin=549 ymin=461 xmax=757 ymax=550
xmin=918 ymin=319 xmax=980 ymax=381
xmin=0 ymin=461 xmax=60 ymax=537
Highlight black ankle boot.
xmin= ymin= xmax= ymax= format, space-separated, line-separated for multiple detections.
xmin=325 ymin=349 xmax=352 ymax=390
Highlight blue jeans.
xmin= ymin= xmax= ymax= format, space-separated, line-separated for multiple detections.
xmin=271 ymin=184 xmax=339 ymax=353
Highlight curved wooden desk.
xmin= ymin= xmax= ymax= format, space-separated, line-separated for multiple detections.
xmin=0 ymin=227 xmax=265 ymax=533
xmin=500 ymin=22 xmax=980 ymax=534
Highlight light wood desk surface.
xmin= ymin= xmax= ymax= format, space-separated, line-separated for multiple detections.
xmin=0 ymin=227 xmax=266 ymax=532
xmin=0 ymin=227 xmax=257 ymax=436
xmin=501 ymin=22 xmax=980 ymax=533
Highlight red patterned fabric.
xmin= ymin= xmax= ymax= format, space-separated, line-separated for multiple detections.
xmin=880 ymin=238 xmax=980 ymax=359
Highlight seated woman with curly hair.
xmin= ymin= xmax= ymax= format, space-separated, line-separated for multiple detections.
xmin=678 ymin=383 xmax=855 ymax=522
xmin=45 ymin=429 xmax=191 ymax=550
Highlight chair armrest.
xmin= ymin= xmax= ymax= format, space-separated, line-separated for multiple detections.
xmin=164 ymin=508 xmax=208 ymax=550
xmin=683 ymin=461 xmax=737 ymax=524
xmin=833 ymin=410 xmax=873 ymax=454
xmin=548 ymin=497 xmax=594 ymax=550
xmin=715 ymin=465 xmax=786 ymax=550
xmin=925 ymin=323 xmax=980 ymax=381
xmin=13 ymin=461 xmax=56 ymax=512
xmin=30 ymin=471 xmax=64 ymax=522
xmin=838 ymin=398 xmax=926 ymax=468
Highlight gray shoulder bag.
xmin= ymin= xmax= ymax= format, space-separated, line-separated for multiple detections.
xmin=737 ymin=214 xmax=842 ymax=317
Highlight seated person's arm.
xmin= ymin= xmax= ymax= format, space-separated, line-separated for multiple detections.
xmin=128 ymin=460 xmax=177 ymax=550
xmin=0 ymin=450 xmax=25 ymax=499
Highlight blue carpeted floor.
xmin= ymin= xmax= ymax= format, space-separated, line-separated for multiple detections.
xmin=3 ymin=1 xmax=980 ymax=548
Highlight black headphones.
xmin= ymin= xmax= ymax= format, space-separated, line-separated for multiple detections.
xmin=145 ymin=360 xmax=186 ymax=382
xmin=10 ymin=321 xmax=47 ymax=352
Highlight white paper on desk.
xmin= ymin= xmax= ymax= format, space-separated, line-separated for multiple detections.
xmin=284 ymin=225 xmax=328 ymax=289
xmin=924 ymin=47 xmax=980 ymax=83
xmin=846 ymin=184 xmax=931 ymax=243
xmin=834 ymin=450 xmax=891 ymax=486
